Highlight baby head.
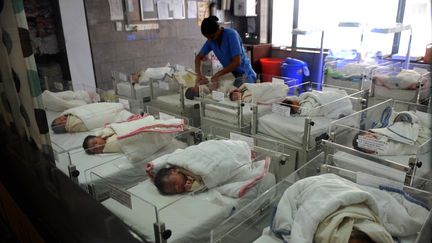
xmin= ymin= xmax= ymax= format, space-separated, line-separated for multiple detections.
xmin=131 ymin=72 xmax=140 ymax=84
xmin=83 ymin=135 xmax=107 ymax=155
xmin=185 ymin=86 xmax=199 ymax=100
xmin=51 ymin=115 xmax=68 ymax=134
xmin=154 ymin=166 xmax=188 ymax=195
xmin=229 ymin=90 xmax=242 ymax=101
xmin=393 ymin=112 xmax=414 ymax=124
xmin=280 ymin=98 xmax=300 ymax=114
xmin=352 ymin=131 xmax=378 ymax=154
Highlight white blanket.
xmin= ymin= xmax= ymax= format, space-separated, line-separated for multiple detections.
xmin=137 ymin=66 xmax=173 ymax=84
xmin=108 ymin=115 xmax=185 ymax=162
xmin=62 ymin=102 xmax=133 ymax=130
xmin=298 ymin=90 xmax=353 ymax=119
xmin=42 ymin=90 xmax=97 ymax=111
xmin=271 ymin=174 xmax=429 ymax=243
xmin=243 ymin=83 xmax=288 ymax=104
xmin=374 ymin=69 xmax=429 ymax=90
xmin=147 ymin=140 xmax=270 ymax=198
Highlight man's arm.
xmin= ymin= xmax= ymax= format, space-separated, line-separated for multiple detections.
xmin=195 ymin=53 xmax=209 ymax=84
xmin=211 ymin=55 xmax=241 ymax=82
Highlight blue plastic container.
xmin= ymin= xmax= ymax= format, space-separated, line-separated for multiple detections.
xmin=280 ymin=58 xmax=310 ymax=86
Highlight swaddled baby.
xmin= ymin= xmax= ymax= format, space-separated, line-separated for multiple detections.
xmin=147 ymin=140 xmax=269 ymax=197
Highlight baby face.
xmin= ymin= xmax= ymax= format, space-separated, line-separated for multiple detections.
xmin=230 ymin=90 xmax=242 ymax=101
xmin=87 ymin=137 xmax=107 ymax=154
xmin=53 ymin=115 xmax=68 ymax=127
xmin=357 ymin=132 xmax=378 ymax=154
xmin=163 ymin=169 xmax=188 ymax=194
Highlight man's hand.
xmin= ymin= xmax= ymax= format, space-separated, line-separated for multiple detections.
xmin=196 ymin=74 xmax=209 ymax=85
xmin=209 ymin=81 xmax=219 ymax=90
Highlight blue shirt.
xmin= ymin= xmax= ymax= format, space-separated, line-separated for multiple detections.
xmin=199 ymin=28 xmax=256 ymax=83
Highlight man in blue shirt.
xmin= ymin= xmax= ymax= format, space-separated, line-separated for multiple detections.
xmin=195 ymin=16 xmax=257 ymax=88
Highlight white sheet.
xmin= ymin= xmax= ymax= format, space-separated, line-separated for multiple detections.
xmin=60 ymin=148 xmax=130 ymax=184
xmin=258 ymin=114 xmax=334 ymax=145
xmin=156 ymin=94 xmax=200 ymax=108
xmin=102 ymin=173 xmax=275 ymax=243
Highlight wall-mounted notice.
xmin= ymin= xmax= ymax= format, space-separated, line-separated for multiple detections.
xmin=142 ymin=0 xmax=154 ymax=11
xmin=141 ymin=0 xmax=159 ymax=21
xmin=187 ymin=1 xmax=197 ymax=18
xmin=157 ymin=0 xmax=170 ymax=20
xmin=108 ymin=0 xmax=124 ymax=20
xmin=172 ymin=0 xmax=185 ymax=19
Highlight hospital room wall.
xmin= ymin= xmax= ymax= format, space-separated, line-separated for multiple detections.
xmin=84 ymin=0 xmax=209 ymax=89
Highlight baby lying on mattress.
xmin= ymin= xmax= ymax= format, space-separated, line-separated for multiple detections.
xmin=146 ymin=140 xmax=270 ymax=198
xmin=51 ymin=102 xmax=134 ymax=133
xmin=229 ymin=82 xmax=289 ymax=104
xmin=184 ymin=73 xmax=239 ymax=100
xmin=278 ymin=89 xmax=354 ymax=119
xmin=82 ymin=115 xmax=185 ymax=162
xmin=130 ymin=66 xmax=174 ymax=85
xmin=271 ymin=173 xmax=429 ymax=243
xmin=353 ymin=111 xmax=431 ymax=155
xmin=42 ymin=90 xmax=99 ymax=112
xmin=373 ymin=69 xmax=430 ymax=90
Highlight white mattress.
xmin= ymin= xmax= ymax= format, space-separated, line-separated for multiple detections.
xmin=62 ymin=139 xmax=188 ymax=185
xmin=156 ymin=94 xmax=200 ymax=109
xmin=102 ymin=173 xmax=275 ymax=243
xmin=257 ymin=114 xmax=335 ymax=146
xmin=60 ymin=148 xmax=131 ymax=184
xmin=116 ymin=82 xmax=150 ymax=100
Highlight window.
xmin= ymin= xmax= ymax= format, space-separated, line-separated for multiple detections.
xmin=271 ymin=0 xmax=431 ymax=57
xmin=399 ymin=0 xmax=431 ymax=57
xmin=271 ymin=0 xmax=293 ymax=47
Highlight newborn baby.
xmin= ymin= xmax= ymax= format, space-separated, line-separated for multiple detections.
xmin=154 ymin=166 xmax=204 ymax=195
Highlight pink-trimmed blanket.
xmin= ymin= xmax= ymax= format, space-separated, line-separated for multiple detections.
xmin=108 ymin=115 xmax=184 ymax=162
